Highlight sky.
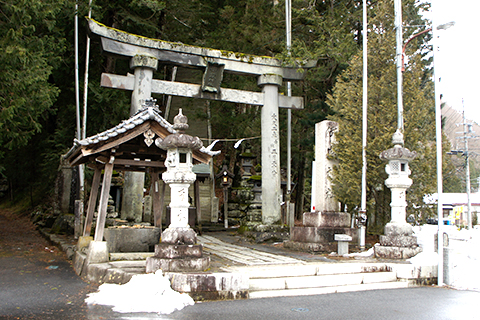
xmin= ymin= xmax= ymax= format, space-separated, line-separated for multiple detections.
xmin=422 ymin=0 xmax=480 ymax=123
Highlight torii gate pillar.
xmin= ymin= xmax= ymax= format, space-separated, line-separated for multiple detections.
xmin=258 ymin=74 xmax=283 ymax=225
xmin=121 ymin=55 xmax=158 ymax=222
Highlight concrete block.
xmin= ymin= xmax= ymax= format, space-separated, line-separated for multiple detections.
xmin=388 ymin=263 xmax=438 ymax=283
xmin=334 ymin=234 xmax=352 ymax=241
xmin=283 ymin=240 xmax=331 ymax=253
xmin=362 ymin=272 xmax=397 ymax=284
xmin=171 ymin=272 xmax=248 ymax=292
xmin=335 ymin=234 xmax=351 ymax=255
xmin=228 ymin=265 xmax=318 ymax=279
xmin=290 ymin=226 xmax=358 ymax=243
xmin=85 ymin=241 xmax=109 ymax=264
xmin=249 ymin=282 xmax=410 ymax=299
xmin=249 ymin=278 xmax=285 ymax=291
xmin=374 ymin=244 xmax=422 ymax=259
xmin=104 ymin=227 xmax=160 ymax=252
xmin=285 ymin=273 xmax=363 ymax=289
xmin=109 ymin=252 xmax=154 ymax=261
xmin=85 ymin=263 xmax=111 ymax=284
xmin=103 ymin=268 xmax=132 ymax=284
xmin=73 ymin=251 xmax=86 ymax=276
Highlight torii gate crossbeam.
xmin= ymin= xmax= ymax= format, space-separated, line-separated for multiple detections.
xmin=87 ymin=18 xmax=316 ymax=225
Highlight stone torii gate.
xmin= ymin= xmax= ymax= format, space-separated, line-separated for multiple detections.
xmin=87 ymin=18 xmax=316 ymax=225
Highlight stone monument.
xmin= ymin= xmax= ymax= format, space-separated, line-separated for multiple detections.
xmin=285 ymin=120 xmax=357 ymax=252
xmin=146 ymin=109 xmax=209 ymax=272
xmin=374 ymin=130 xmax=422 ymax=259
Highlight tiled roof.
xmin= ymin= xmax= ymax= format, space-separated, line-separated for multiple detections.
xmin=73 ymin=106 xmax=174 ymax=147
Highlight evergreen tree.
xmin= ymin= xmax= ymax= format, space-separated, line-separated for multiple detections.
xmin=327 ymin=0 xmax=458 ymax=228
xmin=0 ymin=0 xmax=66 ymax=169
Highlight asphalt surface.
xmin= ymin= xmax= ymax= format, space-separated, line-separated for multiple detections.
xmin=0 ymin=254 xmax=95 ymax=319
xmin=2 ymin=209 xmax=480 ymax=319
xmin=83 ymin=287 xmax=480 ymax=320
xmin=0 ymin=208 xmax=98 ymax=319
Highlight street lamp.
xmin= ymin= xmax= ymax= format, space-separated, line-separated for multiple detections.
xmin=401 ymin=14 xmax=455 ymax=285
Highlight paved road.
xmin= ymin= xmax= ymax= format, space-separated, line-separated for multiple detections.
xmin=0 ymin=254 xmax=96 ymax=319
xmin=2 ymin=209 xmax=479 ymax=319
xmin=0 ymin=209 xmax=97 ymax=319
xmin=84 ymin=287 xmax=479 ymax=319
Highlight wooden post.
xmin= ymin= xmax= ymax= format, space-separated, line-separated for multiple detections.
xmin=83 ymin=165 xmax=101 ymax=237
xmin=151 ymin=170 xmax=162 ymax=228
xmin=94 ymin=157 xmax=114 ymax=242
xmin=194 ymin=180 xmax=201 ymax=226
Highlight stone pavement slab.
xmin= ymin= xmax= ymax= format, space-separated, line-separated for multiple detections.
xmin=198 ymin=235 xmax=305 ymax=266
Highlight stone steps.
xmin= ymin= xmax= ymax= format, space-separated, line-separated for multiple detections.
xmin=249 ymin=281 xmax=409 ymax=299
xmin=224 ymin=262 xmax=407 ymax=299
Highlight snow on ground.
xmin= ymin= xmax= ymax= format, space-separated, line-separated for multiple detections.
xmin=412 ymin=225 xmax=480 ymax=292
xmin=85 ymin=270 xmax=194 ymax=314
xmin=345 ymin=247 xmax=375 ymax=257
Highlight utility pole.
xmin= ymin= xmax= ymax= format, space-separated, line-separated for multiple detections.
xmin=286 ymin=0 xmax=293 ymax=227
xmin=450 ymin=99 xmax=474 ymax=229
xmin=359 ymin=0 xmax=368 ymax=250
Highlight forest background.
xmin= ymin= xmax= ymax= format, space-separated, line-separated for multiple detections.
xmin=0 ymin=0 xmax=464 ymax=231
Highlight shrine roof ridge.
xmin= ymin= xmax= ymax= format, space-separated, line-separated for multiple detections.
xmin=87 ymin=18 xmax=316 ymax=71
xmin=64 ymin=105 xmax=219 ymax=163
xmin=73 ymin=106 xmax=174 ymax=147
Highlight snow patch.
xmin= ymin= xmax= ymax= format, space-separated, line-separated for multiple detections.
xmin=345 ymin=247 xmax=375 ymax=257
xmin=85 ymin=270 xmax=194 ymax=314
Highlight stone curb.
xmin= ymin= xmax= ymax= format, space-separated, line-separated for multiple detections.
xmin=39 ymin=229 xmax=77 ymax=260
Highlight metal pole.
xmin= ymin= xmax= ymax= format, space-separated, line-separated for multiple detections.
xmin=82 ymin=0 xmax=93 ymax=141
xmin=462 ymin=99 xmax=472 ymax=229
xmin=74 ymin=3 xmax=81 ymax=141
xmin=74 ymin=2 xmax=84 ymax=199
xmin=394 ymin=0 xmax=403 ymax=131
xmin=432 ymin=2 xmax=444 ymax=286
xmin=286 ymin=0 xmax=293 ymax=227
xmin=359 ymin=0 xmax=368 ymax=250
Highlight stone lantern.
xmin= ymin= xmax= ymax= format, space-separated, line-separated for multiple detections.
xmin=146 ymin=109 xmax=209 ymax=272
xmin=374 ymin=130 xmax=421 ymax=259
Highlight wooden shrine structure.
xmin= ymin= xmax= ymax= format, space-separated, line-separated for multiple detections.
xmin=64 ymin=102 xmax=216 ymax=242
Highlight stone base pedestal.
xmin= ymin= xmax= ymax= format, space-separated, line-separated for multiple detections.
xmin=146 ymin=243 xmax=209 ymax=272
xmin=379 ymin=235 xmax=418 ymax=247
xmin=162 ymin=227 xmax=197 ymax=245
xmin=285 ymin=211 xmax=357 ymax=253
xmin=374 ymin=244 xmax=422 ymax=259
xmin=241 ymin=223 xmax=289 ymax=243
xmin=374 ymin=222 xmax=421 ymax=259
xmin=303 ymin=211 xmax=350 ymax=228
xmin=286 ymin=226 xmax=357 ymax=253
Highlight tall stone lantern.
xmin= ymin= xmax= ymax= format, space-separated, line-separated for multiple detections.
xmin=146 ymin=109 xmax=209 ymax=272
xmin=374 ymin=130 xmax=421 ymax=259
